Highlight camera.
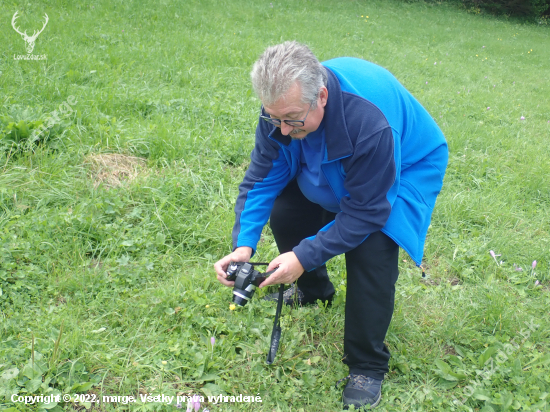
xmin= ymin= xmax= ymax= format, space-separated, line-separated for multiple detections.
xmin=225 ymin=262 xmax=268 ymax=306
xmin=224 ymin=261 xmax=282 ymax=364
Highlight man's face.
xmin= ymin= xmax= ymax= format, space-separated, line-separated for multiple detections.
xmin=262 ymin=82 xmax=328 ymax=140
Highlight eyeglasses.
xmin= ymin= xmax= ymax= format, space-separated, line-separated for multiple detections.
xmin=260 ymin=103 xmax=313 ymax=127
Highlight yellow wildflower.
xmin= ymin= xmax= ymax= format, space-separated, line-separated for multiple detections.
xmin=229 ymin=304 xmax=236 ymax=311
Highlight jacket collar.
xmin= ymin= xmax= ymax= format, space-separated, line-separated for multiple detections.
xmin=267 ymin=67 xmax=353 ymax=161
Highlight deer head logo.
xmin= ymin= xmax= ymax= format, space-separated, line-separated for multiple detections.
xmin=12 ymin=11 xmax=49 ymax=54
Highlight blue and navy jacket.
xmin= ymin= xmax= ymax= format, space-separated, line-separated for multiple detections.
xmin=232 ymin=57 xmax=448 ymax=271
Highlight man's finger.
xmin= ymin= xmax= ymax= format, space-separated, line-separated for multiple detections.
xmin=259 ymin=273 xmax=274 ymax=288
xmin=217 ymin=274 xmax=234 ymax=287
xmin=259 ymin=278 xmax=272 ymax=288
xmin=214 ymin=256 xmax=231 ymax=277
xmin=266 ymin=260 xmax=280 ymax=273
xmin=260 ymin=266 xmax=283 ymax=288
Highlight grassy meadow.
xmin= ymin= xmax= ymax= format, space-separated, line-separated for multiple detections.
xmin=1 ymin=0 xmax=549 ymax=411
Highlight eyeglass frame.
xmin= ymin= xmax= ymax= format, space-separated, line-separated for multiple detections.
xmin=260 ymin=102 xmax=314 ymax=127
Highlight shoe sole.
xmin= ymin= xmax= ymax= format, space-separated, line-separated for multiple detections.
xmin=343 ymin=390 xmax=381 ymax=410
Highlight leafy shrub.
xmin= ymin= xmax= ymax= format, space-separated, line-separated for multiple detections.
xmin=1 ymin=117 xmax=47 ymax=154
xmin=462 ymin=0 xmax=550 ymax=18
xmin=0 ymin=104 xmax=74 ymax=156
xmin=416 ymin=0 xmax=550 ymax=19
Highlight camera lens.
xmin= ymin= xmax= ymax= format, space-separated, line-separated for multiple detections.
xmin=230 ymin=263 xmax=259 ymax=307
xmin=232 ymin=293 xmax=248 ymax=307
xmin=232 ymin=284 xmax=256 ymax=306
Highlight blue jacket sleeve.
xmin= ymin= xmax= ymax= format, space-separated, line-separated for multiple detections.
xmin=231 ymin=118 xmax=291 ymax=254
xmin=292 ymin=126 xmax=396 ymax=271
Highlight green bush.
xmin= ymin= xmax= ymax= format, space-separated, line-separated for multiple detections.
xmin=0 ymin=105 xmax=73 ymax=156
xmin=419 ymin=0 xmax=550 ymax=19
xmin=462 ymin=0 xmax=550 ymax=18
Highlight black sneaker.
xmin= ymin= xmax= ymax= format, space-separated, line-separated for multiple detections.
xmin=340 ymin=374 xmax=382 ymax=409
xmin=264 ymin=284 xmax=334 ymax=307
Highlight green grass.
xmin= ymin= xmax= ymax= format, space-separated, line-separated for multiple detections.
xmin=1 ymin=0 xmax=549 ymax=411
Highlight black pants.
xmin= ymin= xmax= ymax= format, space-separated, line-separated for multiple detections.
xmin=270 ymin=180 xmax=399 ymax=380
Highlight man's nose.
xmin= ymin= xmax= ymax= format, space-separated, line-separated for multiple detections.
xmin=280 ymin=122 xmax=294 ymax=136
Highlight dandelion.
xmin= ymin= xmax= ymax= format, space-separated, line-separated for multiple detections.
xmin=229 ymin=303 xmax=236 ymax=310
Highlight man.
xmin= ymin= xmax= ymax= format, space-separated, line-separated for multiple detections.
xmin=214 ymin=41 xmax=448 ymax=409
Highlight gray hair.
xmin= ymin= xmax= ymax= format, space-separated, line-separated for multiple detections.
xmin=250 ymin=41 xmax=327 ymax=108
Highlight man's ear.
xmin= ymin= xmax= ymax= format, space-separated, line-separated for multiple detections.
xmin=319 ymin=86 xmax=328 ymax=108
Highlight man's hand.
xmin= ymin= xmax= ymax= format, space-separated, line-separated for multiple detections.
xmin=214 ymin=247 xmax=253 ymax=287
xmin=259 ymin=252 xmax=304 ymax=288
